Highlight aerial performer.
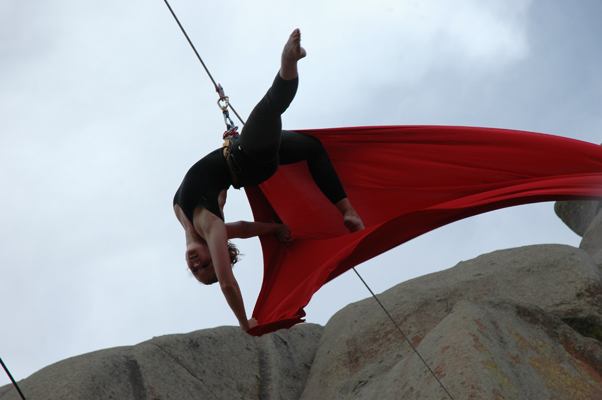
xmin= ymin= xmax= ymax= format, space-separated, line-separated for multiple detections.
xmin=173 ymin=29 xmax=364 ymax=332
xmin=169 ymin=26 xmax=602 ymax=337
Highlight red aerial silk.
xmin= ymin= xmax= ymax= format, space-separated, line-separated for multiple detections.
xmin=244 ymin=126 xmax=602 ymax=336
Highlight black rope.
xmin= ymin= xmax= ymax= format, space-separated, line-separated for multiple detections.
xmin=162 ymin=0 xmax=246 ymax=125
xmin=1 ymin=357 xmax=27 ymax=400
xmin=352 ymin=268 xmax=455 ymax=400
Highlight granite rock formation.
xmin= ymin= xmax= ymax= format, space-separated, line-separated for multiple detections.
xmin=554 ymin=201 xmax=600 ymax=237
xmin=0 ymin=324 xmax=322 ymax=400
xmin=556 ymin=199 xmax=602 ymax=267
xmin=3 ymin=216 xmax=602 ymax=399
xmin=298 ymin=244 xmax=602 ymax=399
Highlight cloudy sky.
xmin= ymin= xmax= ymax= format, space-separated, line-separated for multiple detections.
xmin=1 ymin=0 xmax=601 ymax=386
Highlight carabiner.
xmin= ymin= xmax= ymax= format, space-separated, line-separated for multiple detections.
xmin=216 ymin=83 xmax=240 ymax=137
xmin=222 ymin=109 xmax=238 ymax=138
xmin=216 ymin=83 xmax=230 ymax=111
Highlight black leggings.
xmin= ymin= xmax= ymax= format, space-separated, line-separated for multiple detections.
xmin=237 ymin=74 xmax=346 ymax=204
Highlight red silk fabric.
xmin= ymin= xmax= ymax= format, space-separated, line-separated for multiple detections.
xmin=245 ymin=126 xmax=602 ymax=336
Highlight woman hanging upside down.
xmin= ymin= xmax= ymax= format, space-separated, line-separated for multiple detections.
xmin=173 ymin=29 xmax=364 ymax=332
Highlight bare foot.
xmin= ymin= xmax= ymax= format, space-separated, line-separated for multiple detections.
xmin=335 ymin=198 xmax=365 ymax=233
xmin=343 ymin=211 xmax=365 ymax=233
xmin=280 ymin=29 xmax=307 ymax=80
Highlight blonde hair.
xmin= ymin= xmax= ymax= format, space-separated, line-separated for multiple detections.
xmin=228 ymin=241 xmax=241 ymax=266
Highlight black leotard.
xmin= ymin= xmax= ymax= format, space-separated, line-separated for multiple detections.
xmin=173 ymin=148 xmax=231 ymax=222
xmin=173 ymin=74 xmax=346 ymax=225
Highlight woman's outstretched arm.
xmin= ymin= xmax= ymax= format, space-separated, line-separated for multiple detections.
xmin=226 ymin=221 xmax=291 ymax=243
xmin=196 ymin=209 xmax=255 ymax=331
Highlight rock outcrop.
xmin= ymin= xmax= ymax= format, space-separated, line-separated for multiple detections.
xmin=554 ymin=201 xmax=600 ymax=237
xmin=0 ymin=324 xmax=323 ymax=400
xmin=2 ymin=246 xmax=602 ymax=399
xmin=556 ymin=200 xmax=602 ymax=268
xmin=299 ymin=244 xmax=602 ymax=399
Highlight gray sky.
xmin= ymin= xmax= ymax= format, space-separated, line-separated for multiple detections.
xmin=1 ymin=0 xmax=601 ymax=386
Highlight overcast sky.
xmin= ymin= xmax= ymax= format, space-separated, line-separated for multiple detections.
xmin=1 ymin=0 xmax=601 ymax=387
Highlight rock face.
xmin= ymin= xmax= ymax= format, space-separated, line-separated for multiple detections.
xmin=299 ymin=244 xmax=602 ymax=400
xmin=2 ymin=245 xmax=602 ymax=400
xmin=0 ymin=324 xmax=323 ymax=400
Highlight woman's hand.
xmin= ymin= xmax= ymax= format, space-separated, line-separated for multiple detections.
xmin=241 ymin=318 xmax=258 ymax=332
xmin=275 ymin=224 xmax=291 ymax=243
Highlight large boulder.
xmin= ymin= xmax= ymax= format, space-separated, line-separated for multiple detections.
xmin=0 ymin=324 xmax=322 ymax=400
xmin=300 ymin=244 xmax=602 ymax=400
xmin=555 ymin=201 xmax=600 ymax=237
xmin=555 ymin=199 xmax=602 ymax=269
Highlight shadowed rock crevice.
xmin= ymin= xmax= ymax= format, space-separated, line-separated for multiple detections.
xmin=256 ymin=339 xmax=271 ymax=400
xmin=125 ymin=356 xmax=147 ymax=400
xmin=562 ymin=316 xmax=602 ymax=342
xmin=146 ymin=342 xmax=220 ymax=399
xmin=255 ymin=328 xmax=321 ymax=400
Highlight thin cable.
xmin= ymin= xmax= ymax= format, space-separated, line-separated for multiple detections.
xmin=162 ymin=0 xmax=217 ymax=89
xmin=162 ymin=0 xmax=245 ymax=125
xmin=352 ymin=268 xmax=455 ymax=400
xmin=1 ymin=357 xmax=27 ymax=400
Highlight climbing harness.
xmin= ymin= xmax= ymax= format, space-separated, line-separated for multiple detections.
xmin=1 ymin=356 xmax=27 ymax=400
xmin=353 ymin=268 xmax=455 ymax=400
xmin=162 ymin=0 xmax=245 ymax=137
xmin=163 ymin=3 xmax=454 ymax=398
xmin=222 ymin=133 xmax=241 ymax=188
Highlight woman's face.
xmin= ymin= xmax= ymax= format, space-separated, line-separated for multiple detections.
xmin=186 ymin=241 xmax=217 ymax=284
